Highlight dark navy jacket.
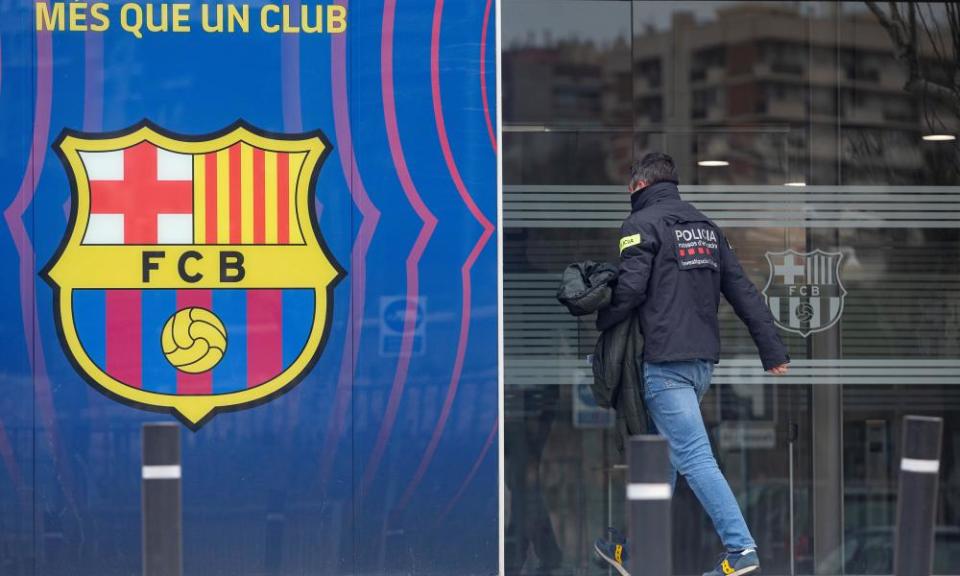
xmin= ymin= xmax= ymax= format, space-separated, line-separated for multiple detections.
xmin=597 ymin=181 xmax=789 ymax=371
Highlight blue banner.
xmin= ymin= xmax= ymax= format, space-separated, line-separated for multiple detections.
xmin=0 ymin=1 xmax=500 ymax=573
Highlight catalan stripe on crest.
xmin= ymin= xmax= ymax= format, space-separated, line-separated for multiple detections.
xmin=192 ymin=145 xmax=304 ymax=245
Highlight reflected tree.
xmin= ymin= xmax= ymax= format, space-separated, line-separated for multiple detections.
xmin=864 ymin=2 xmax=960 ymax=183
xmin=865 ymin=2 xmax=959 ymax=120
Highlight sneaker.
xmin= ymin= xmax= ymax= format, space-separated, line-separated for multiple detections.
xmin=593 ymin=528 xmax=629 ymax=576
xmin=703 ymin=549 xmax=760 ymax=576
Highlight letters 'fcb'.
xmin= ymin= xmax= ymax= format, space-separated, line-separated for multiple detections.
xmin=763 ymin=249 xmax=846 ymax=338
xmin=42 ymin=121 xmax=344 ymax=428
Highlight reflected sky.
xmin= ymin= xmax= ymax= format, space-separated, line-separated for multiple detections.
xmin=503 ymin=1 xmax=889 ymax=48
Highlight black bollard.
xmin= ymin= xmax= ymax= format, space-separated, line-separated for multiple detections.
xmin=142 ymin=423 xmax=182 ymax=576
xmin=894 ymin=415 xmax=943 ymax=576
xmin=628 ymin=435 xmax=672 ymax=576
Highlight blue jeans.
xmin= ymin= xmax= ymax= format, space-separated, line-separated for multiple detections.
xmin=643 ymin=359 xmax=757 ymax=552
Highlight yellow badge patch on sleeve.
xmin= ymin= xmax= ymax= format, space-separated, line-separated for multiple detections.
xmin=619 ymin=233 xmax=642 ymax=254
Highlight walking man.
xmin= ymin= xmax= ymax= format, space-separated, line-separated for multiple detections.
xmin=593 ymin=153 xmax=790 ymax=576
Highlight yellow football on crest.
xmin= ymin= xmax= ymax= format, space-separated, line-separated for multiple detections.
xmin=161 ymin=307 xmax=227 ymax=374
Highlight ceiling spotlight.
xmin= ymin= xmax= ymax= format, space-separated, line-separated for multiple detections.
xmin=697 ymin=160 xmax=729 ymax=167
xmin=784 ymin=181 xmax=807 ymax=187
xmin=922 ymin=134 xmax=956 ymax=142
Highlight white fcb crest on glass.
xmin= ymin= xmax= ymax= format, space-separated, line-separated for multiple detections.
xmin=763 ymin=249 xmax=847 ymax=338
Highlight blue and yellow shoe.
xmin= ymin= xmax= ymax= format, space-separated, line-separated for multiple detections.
xmin=703 ymin=549 xmax=760 ymax=576
xmin=593 ymin=528 xmax=629 ymax=576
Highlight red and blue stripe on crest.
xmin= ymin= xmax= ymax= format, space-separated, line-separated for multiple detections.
xmin=72 ymin=289 xmax=314 ymax=395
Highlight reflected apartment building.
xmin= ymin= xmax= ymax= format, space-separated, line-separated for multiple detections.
xmin=503 ymin=3 xmax=960 ymax=576
xmin=505 ymin=3 xmax=958 ymax=187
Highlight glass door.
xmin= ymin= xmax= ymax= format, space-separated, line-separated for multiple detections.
xmin=502 ymin=2 xmax=960 ymax=574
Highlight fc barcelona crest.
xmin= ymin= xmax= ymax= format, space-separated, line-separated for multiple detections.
xmin=763 ymin=249 xmax=846 ymax=338
xmin=42 ymin=121 xmax=345 ymax=428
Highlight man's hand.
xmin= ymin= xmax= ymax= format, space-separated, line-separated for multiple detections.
xmin=767 ymin=363 xmax=789 ymax=376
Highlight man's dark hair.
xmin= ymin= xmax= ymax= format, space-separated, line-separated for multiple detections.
xmin=630 ymin=152 xmax=678 ymax=189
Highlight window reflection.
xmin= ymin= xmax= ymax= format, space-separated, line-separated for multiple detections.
xmin=504 ymin=1 xmax=960 ymax=574
xmin=503 ymin=1 xmax=632 ymax=126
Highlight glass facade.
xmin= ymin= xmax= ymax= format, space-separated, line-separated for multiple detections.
xmin=502 ymin=2 xmax=960 ymax=575
xmin=0 ymin=3 xmax=499 ymax=575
